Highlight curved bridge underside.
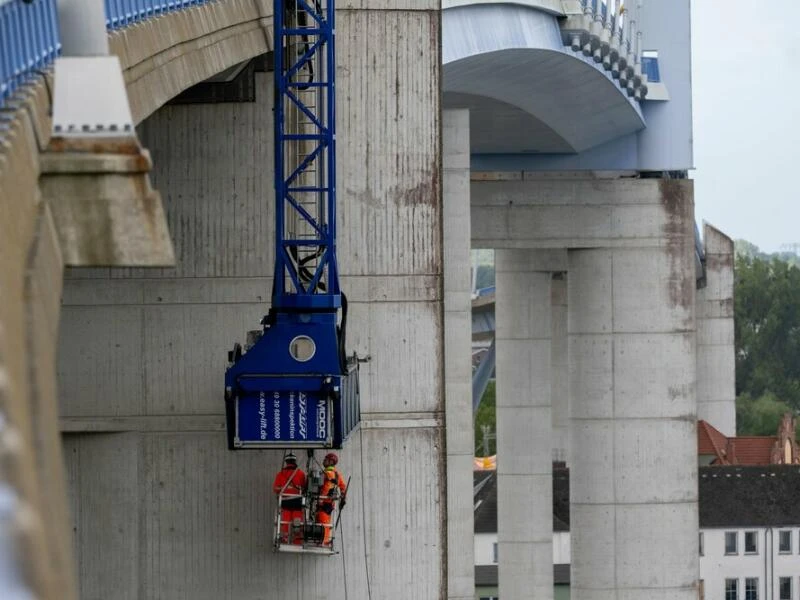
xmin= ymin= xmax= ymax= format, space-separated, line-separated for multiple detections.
xmin=443 ymin=3 xmax=645 ymax=154
xmin=112 ymin=0 xmax=273 ymax=124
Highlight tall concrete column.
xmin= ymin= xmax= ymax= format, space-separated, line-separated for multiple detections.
xmin=443 ymin=109 xmax=475 ymax=600
xmin=696 ymin=223 xmax=736 ymax=435
xmin=568 ymin=233 xmax=698 ymax=597
xmin=59 ymin=0 xmax=445 ymax=588
xmin=496 ymin=250 xmax=554 ymax=600
xmin=551 ymin=273 xmax=569 ymax=465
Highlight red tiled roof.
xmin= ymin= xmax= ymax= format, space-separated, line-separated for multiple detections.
xmin=730 ymin=437 xmax=777 ymax=465
xmin=698 ymin=420 xmax=728 ymax=458
xmin=697 ymin=421 xmax=778 ymax=465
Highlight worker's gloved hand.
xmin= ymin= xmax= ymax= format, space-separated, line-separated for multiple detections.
xmin=340 ymin=499 xmax=346 ymax=509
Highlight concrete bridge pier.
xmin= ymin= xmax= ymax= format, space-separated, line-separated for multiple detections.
xmin=696 ymin=224 xmax=736 ymax=436
xmin=443 ymin=108 xmax=476 ymax=600
xmin=568 ymin=243 xmax=699 ymax=600
xmin=473 ymin=175 xmax=701 ymax=600
xmin=567 ymin=200 xmax=699 ymax=600
xmin=495 ymin=249 xmax=557 ymax=600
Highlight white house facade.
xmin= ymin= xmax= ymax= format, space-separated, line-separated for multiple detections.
xmin=473 ymin=466 xmax=800 ymax=600
xmin=698 ymin=467 xmax=800 ymax=600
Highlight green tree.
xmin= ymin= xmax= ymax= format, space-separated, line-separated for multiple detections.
xmin=735 ymin=254 xmax=800 ymax=415
xmin=734 ymin=238 xmax=763 ymax=259
xmin=736 ymin=392 xmax=795 ymax=436
xmin=474 ymin=380 xmax=496 ymax=456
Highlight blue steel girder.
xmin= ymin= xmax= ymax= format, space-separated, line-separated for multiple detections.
xmin=273 ymin=0 xmax=339 ymax=311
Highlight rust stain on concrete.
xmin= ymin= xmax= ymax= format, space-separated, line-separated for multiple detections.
xmin=48 ymin=137 xmax=142 ymax=156
xmin=394 ymin=163 xmax=440 ymax=208
xmin=706 ymin=253 xmax=733 ymax=269
xmin=659 ymin=179 xmax=694 ymax=312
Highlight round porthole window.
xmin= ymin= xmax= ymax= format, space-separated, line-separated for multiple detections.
xmin=289 ymin=335 xmax=316 ymax=362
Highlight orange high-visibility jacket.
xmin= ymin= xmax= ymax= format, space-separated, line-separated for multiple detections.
xmin=273 ymin=466 xmax=306 ymax=496
xmin=319 ymin=467 xmax=346 ymax=506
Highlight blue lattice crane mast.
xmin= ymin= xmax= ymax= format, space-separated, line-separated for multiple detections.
xmin=225 ymin=0 xmax=359 ymax=451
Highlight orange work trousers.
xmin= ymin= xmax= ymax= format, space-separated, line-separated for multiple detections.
xmin=316 ymin=506 xmax=334 ymax=545
xmin=279 ymin=509 xmax=304 ymax=544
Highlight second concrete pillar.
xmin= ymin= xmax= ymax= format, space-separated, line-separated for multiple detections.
xmin=496 ymin=249 xmax=553 ymax=600
xmin=568 ymin=243 xmax=698 ymax=600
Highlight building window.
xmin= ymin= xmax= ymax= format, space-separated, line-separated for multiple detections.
xmin=779 ymin=530 xmax=792 ymax=553
xmin=492 ymin=542 xmax=498 ymax=564
xmin=745 ymin=577 xmax=758 ymax=600
xmin=699 ymin=531 xmax=704 ymax=556
xmin=744 ymin=531 xmax=758 ymax=554
xmin=726 ymin=531 xmax=738 ymax=555
xmin=780 ymin=577 xmax=791 ymax=600
xmin=726 ymin=578 xmax=738 ymax=600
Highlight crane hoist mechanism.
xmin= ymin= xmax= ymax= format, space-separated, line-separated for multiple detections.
xmin=224 ymin=0 xmax=360 ymax=552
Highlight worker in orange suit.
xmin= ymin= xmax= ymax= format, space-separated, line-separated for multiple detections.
xmin=316 ymin=452 xmax=347 ymax=546
xmin=273 ymin=452 xmax=306 ymax=544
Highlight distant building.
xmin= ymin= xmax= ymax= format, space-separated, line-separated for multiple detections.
xmin=473 ymin=467 xmax=570 ymax=600
xmin=474 ymin=465 xmax=800 ymax=600
xmin=699 ymin=466 xmax=800 ymax=600
xmin=698 ymin=414 xmax=800 ymax=466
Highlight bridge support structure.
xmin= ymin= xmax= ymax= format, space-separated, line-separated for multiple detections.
xmin=696 ymin=223 xmax=736 ymax=436
xmin=496 ymin=250 xmax=561 ymax=600
xmin=475 ymin=174 xmax=700 ymax=600
xmin=444 ymin=108 xmax=477 ymax=600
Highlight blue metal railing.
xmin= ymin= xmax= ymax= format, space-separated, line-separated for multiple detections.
xmin=1 ymin=0 xmax=213 ymax=112
xmin=0 ymin=0 xmax=60 ymax=110
xmin=104 ymin=0 xmax=208 ymax=30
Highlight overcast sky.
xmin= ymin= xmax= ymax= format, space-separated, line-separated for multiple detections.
xmin=691 ymin=0 xmax=800 ymax=253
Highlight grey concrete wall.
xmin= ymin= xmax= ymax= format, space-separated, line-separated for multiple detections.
xmin=496 ymin=250 xmax=553 ymax=600
xmin=59 ymin=3 xmax=444 ymax=597
xmin=696 ymin=223 xmax=736 ymax=436
xmin=443 ymin=109 xmax=475 ymax=600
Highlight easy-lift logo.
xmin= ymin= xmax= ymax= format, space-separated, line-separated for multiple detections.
xmin=258 ymin=392 xmax=267 ymax=440
xmin=298 ymin=393 xmax=307 ymax=440
xmin=317 ymin=399 xmax=327 ymax=439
